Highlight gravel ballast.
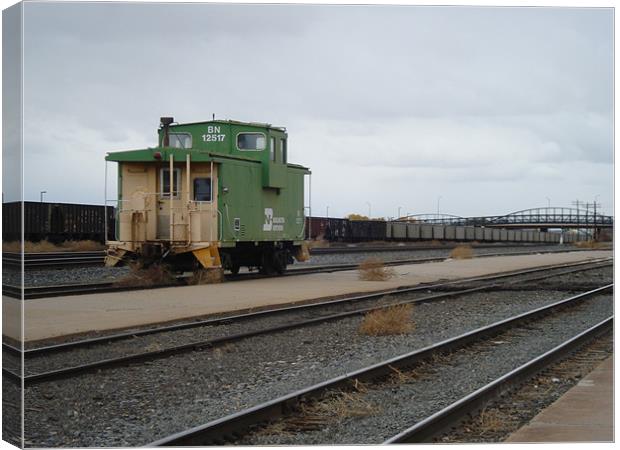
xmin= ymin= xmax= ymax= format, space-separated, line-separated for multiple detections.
xmin=16 ymin=265 xmax=611 ymax=375
xmin=238 ymin=295 xmax=613 ymax=445
xmin=22 ymin=283 xmax=612 ymax=447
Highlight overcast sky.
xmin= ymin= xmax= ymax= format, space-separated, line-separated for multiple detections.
xmin=7 ymin=2 xmax=614 ymax=218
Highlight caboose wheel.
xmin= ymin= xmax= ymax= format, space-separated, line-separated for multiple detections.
xmin=260 ymin=249 xmax=287 ymax=275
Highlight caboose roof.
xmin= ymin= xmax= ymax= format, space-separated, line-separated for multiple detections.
xmin=105 ymin=147 xmax=310 ymax=172
xmin=169 ymin=119 xmax=286 ymax=132
xmin=106 ymin=147 xmax=259 ymax=163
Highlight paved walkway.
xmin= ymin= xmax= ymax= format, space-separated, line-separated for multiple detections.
xmin=506 ymin=356 xmax=613 ymax=442
xmin=2 ymin=250 xmax=611 ymax=342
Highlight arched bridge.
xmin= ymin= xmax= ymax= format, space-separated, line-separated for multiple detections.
xmin=403 ymin=208 xmax=613 ymax=229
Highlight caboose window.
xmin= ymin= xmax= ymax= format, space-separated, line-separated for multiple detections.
xmin=168 ymin=133 xmax=192 ymax=149
xmin=281 ymin=138 xmax=287 ymax=163
xmin=270 ymin=137 xmax=276 ymax=161
xmin=160 ymin=168 xmax=181 ymax=198
xmin=194 ymin=178 xmax=211 ymax=202
xmin=237 ymin=133 xmax=266 ymax=151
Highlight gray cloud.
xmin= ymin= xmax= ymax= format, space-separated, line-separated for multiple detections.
xmin=14 ymin=3 xmax=613 ymax=218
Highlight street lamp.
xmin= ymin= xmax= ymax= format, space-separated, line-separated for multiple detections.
xmin=545 ymin=197 xmax=550 ymax=208
xmin=365 ymin=201 xmax=371 ymax=218
xmin=326 ymin=206 xmax=329 ymax=218
xmin=593 ymin=195 xmax=601 ymax=240
xmin=40 ymin=191 xmax=47 ymax=202
xmin=436 ymin=196 xmax=442 ymax=216
xmin=398 ymin=206 xmax=402 ymax=219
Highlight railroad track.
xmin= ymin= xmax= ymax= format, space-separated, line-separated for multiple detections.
xmin=307 ymin=242 xmax=604 ymax=254
xmin=3 ymin=248 xmax=608 ymax=300
xmin=3 ymin=244 xmax=605 ymax=270
xmin=145 ymin=285 xmax=612 ymax=446
xmin=2 ymin=251 xmax=105 ymax=269
xmin=3 ymin=259 xmax=611 ymax=387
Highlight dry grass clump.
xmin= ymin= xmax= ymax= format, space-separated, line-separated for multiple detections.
xmin=257 ymin=387 xmax=378 ymax=436
xmin=114 ymin=263 xmax=175 ymax=287
xmin=307 ymin=237 xmax=329 ymax=248
xmin=359 ymin=304 xmax=414 ymax=336
xmin=430 ymin=239 xmax=442 ymax=246
xmin=212 ymin=343 xmax=236 ymax=359
xmin=472 ymin=407 xmax=505 ymax=435
xmin=188 ymin=268 xmax=224 ymax=285
xmin=312 ymin=390 xmax=378 ymax=419
xmin=3 ymin=240 xmax=105 ymax=253
xmin=358 ymin=258 xmax=395 ymax=281
xmin=388 ymin=365 xmax=419 ymax=384
xmin=450 ymin=245 xmax=474 ymax=260
xmin=573 ymin=240 xmax=602 ymax=249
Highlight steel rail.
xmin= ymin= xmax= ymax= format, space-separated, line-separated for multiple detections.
xmin=308 ymin=243 xmax=555 ymax=254
xmin=7 ymin=258 xmax=610 ymax=359
xmin=2 ymin=251 xmax=105 ymax=269
xmin=2 ymin=248 xmax=608 ymax=300
xmin=146 ymin=284 xmax=612 ymax=446
xmin=383 ymin=316 xmax=613 ymax=444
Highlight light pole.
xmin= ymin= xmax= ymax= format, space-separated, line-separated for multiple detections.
xmin=436 ymin=196 xmax=442 ymax=217
xmin=398 ymin=206 xmax=402 ymax=219
xmin=594 ymin=195 xmax=600 ymax=240
xmin=326 ymin=206 xmax=329 ymax=218
xmin=40 ymin=191 xmax=47 ymax=202
xmin=365 ymin=201 xmax=371 ymax=218
xmin=545 ymin=197 xmax=550 ymax=208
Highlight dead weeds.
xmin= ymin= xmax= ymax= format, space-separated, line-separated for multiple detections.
xmin=114 ymin=263 xmax=175 ymax=287
xmin=450 ymin=245 xmax=474 ymax=260
xmin=358 ymin=304 xmax=413 ymax=336
xmin=358 ymin=258 xmax=396 ymax=281
xmin=187 ymin=268 xmax=224 ymax=285
xmin=257 ymin=379 xmax=378 ymax=436
xmin=573 ymin=240 xmax=602 ymax=249
xmin=3 ymin=239 xmax=105 ymax=253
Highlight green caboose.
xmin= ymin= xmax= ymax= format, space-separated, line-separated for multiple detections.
xmin=105 ymin=117 xmax=310 ymax=274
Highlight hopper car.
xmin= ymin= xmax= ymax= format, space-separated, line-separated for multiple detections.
xmin=305 ymin=217 xmax=565 ymax=244
xmin=2 ymin=201 xmax=115 ymax=244
xmin=105 ymin=117 xmax=310 ymax=274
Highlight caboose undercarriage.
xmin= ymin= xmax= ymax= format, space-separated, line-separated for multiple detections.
xmin=106 ymin=239 xmax=305 ymax=275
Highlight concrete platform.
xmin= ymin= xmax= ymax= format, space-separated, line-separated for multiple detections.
xmin=506 ymin=356 xmax=613 ymax=442
xmin=2 ymin=250 xmax=611 ymax=342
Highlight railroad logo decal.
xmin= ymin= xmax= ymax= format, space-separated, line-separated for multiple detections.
xmin=263 ymin=208 xmax=273 ymax=231
xmin=263 ymin=208 xmax=285 ymax=232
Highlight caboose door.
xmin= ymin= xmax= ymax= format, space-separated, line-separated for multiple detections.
xmin=157 ymin=167 xmax=181 ymax=240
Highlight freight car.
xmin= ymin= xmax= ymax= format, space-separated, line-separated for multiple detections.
xmin=305 ymin=216 xmax=349 ymax=241
xmin=305 ymin=217 xmax=563 ymax=244
xmin=2 ymin=201 xmax=115 ymax=243
xmin=105 ymin=117 xmax=310 ymax=274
